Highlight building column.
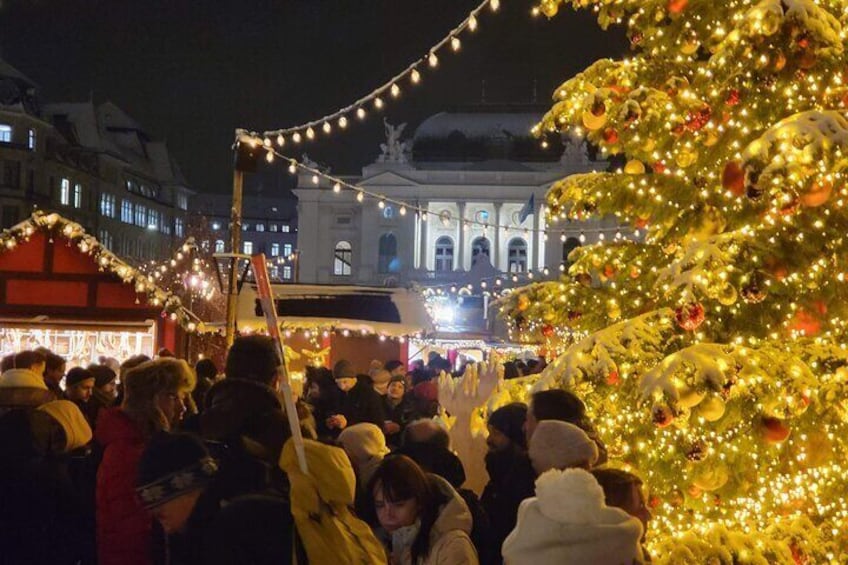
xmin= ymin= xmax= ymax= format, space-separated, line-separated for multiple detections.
xmin=457 ymin=202 xmax=466 ymax=270
xmin=537 ymin=203 xmax=546 ymax=270
xmin=418 ymin=204 xmax=428 ymax=270
xmin=531 ymin=200 xmax=540 ymax=271
xmin=493 ymin=202 xmax=503 ymax=271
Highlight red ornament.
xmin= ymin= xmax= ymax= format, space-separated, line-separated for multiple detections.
xmin=648 ymin=495 xmax=661 ymax=509
xmin=602 ymin=127 xmax=620 ymax=144
xmin=652 ymin=404 xmax=674 ymax=427
xmin=685 ymin=105 xmax=711 ymax=132
xmin=675 ymin=302 xmax=705 ymax=331
xmin=634 ymin=216 xmax=649 ymax=229
xmin=722 ymin=161 xmax=746 ymax=196
xmin=541 ymin=324 xmax=555 ymax=338
xmin=652 ymin=162 xmax=667 ymax=174
xmin=668 ymin=0 xmax=688 ymax=14
xmin=761 ymin=416 xmax=791 ymax=443
xmin=606 ymin=371 xmax=621 ymax=386
xmin=725 ymin=89 xmax=741 ymax=106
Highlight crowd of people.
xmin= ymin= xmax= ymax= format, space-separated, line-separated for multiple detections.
xmin=0 ymin=338 xmax=652 ymax=564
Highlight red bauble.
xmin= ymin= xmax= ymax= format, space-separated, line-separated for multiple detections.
xmin=668 ymin=0 xmax=688 ymax=14
xmin=652 ymin=162 xmax=667 ymax=174
xmin=606 ymin=371 xmax=621 ymax=386
xmin=722 ymin=161 xmax=746 ymax=196
xmin=761 ymin=416 xmax=791 ymax=443
xmin=603 ymin=127 xmax=620 ymax=144
xmin=725 ymin=89 xmax=741 ymax=106
xmin=541 ymin=324 xmax=555 ymax=338
xmin=675 ymin=302 xmax=705 ymax=331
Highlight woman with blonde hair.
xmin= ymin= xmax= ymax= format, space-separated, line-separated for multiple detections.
xmin=95 ymin=358 xmax=195 ymax=565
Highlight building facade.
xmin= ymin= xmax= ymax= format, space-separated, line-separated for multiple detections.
xmin=190 ymin=192 xmax=299 ymax=281
xmin=0 ymin=58 xmax=193 ymax=261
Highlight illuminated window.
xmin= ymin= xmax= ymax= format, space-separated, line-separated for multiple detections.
xmin=243 ymin=241 xmax=253 ymax=254
xmin=334 ymin=241 xmax=352 ymax=276
xmin=60 ymin=178 xmax=71 ymax=205
xmin=271 ymin=243 xmax=280 ymax=257
xmin=0 ymin=124 xmax=11 ymax=143
xmin=215 ymin=240 xmax=225 ymax=253
xmin=508 ymin=238 xmax=527 ymax=273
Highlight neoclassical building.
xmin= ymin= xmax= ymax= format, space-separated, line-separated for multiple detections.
xmin=295 ymin=107 xmax=614 ymax=294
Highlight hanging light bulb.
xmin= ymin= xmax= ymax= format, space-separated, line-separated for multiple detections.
xmin=265 ymin=151 xmax=274 ymax=163
xmin=356 ymin=191 xmax=364 ymax=203
xmin=560 ymin=233 xmax=566 ymax=242
xmin=357 ymin=107 xmax=366 ymax=120
xmin=451 ymin=37 xmax=461 ymax=51
xmin=428 ymin=51 xmax=439 ymax=67
xmin=411 ymin=69 xmax=421 ymax=84
xmin=322 ymin=122 xmax=332 ymax=134
xmin=615 ymin=230 xmax=622 ymax=240
xmin=306 ymin=127 xmax=315 ymax=140
xmin=276 ymin=134 xmax=285 ymax=146
xmin=311 ymin=174 xmax=319 ymax=185
xmin=399 ymin=205 xmax=407 ymax=216
xmin=263 ymin=137 xmax=271 ymax=147
xmin=288 ymin=162 xmax=297 ymax=174
xmin=468 ymin=14 xmax=478 ymax=31
xmin=579 ymin=231 xmax=586 ymax=243
xmin=390 ymin=83 xmax=400 ymax=97
xmin=421 ymin=212 xmax=427 ymax=222
xmin=293 ymin=132 xmax=302 ymax=143
xmin=338 ymin=116 xmax=348 ymax=129
xmin=599 ymin=232 xmax=606 ymax=241
xmin=378 ymin=199 xmax=386 ymax=209
xmin=333 ymin=182 xmax=342 ymax=193
xmin=374 ymin=97 xmax=384 ymax=109
xmin=490 ymin=0 xmax=500 ymax=11
xmin=634 ymin=229 xmax=641 ymax=238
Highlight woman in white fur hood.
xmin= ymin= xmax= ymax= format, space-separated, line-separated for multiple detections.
xmin=502 ymin=468 xmax=645 ymax=565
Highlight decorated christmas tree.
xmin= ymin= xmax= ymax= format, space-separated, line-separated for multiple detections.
xmin=498 ymin=0 xmax=848 ymax=561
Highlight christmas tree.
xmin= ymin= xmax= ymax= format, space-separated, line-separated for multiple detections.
xmin=499 ymin=0 xmax=848 ymax=561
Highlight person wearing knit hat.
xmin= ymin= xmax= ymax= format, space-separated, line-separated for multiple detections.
xmin=326 ymin=360 xmax=385 ymax=435
xmin=481 ymin=403 xmax=536 ymax=559
xmin=338 ymin=422 xmax=390 ymax=488
xmin=136 ymin=432 xmax=294 ymax=563
xmin=529 ymin=420 xmax=599 ymax=475
xmin=65 ymin=367 xmax=95 ymax=401
xmin=487 ymin=402 xmax=528 ymax=452
xmin=502 ymin=468 xmax=644 ymax=565
xmin=371 ymin=368 xmax=392 ymax=396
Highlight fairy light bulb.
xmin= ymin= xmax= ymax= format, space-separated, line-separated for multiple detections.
xmin=489 ymin=0 xmax=499 ymax=11
xmin=288 ymin=162 xmax=297 ymax=174
xmin=265 ymin=151 xmax=274 ymax=163
xmin=357 ymin=107 xmax=366 ymax=120
xmin=560 ymin=233 xmax=567 ymax=242
xmin=599 ymin=232 xmax=606 ymax=241
xmin=263 ymin=137 xmax=271 ymax=147
xmin=579 ymin=232 xmax=586 ymax=243
xmin=311 ymin=174 xmax=319 ymax=185
xmin=390 ymin=83 xmax=400 ymax=97
xmin=451 ymin=37 xmax=461 ymax=51
xmin=378 ymin=199 xmax=386 ymax=210
xmin=306 ymin=127 xmax=315 ymax=140
xmin=338 ymin=116 xmax=348 ymax=129
xmin=292 ymin=132 xmax=302 ymax=143
xmin=322 ymin=122 xmax=331 ymax=134
xmin=428 ymin=51 xmax=439 ymax=68
xmin=276 ymin=134 xmax=285 ymax=146
xmin=333 ymin=182 xmax=341 ymax=193
xmin=399 ymin=205 xmax=407 ymax=216
xmin=374 ymin=97 xmax=384 ymax=109
xmin=411 ymin=69 xmax=421 ymax=84
xmin=468 ymin=14 xmax=478 ymax=31
xmin=356 ymin=191 xmax=364 ymax=203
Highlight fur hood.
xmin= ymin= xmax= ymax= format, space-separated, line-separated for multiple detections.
xmin=0 ymin=369 xmax=47 ymax=390
xmin=502 ymin=468 xmax=644 ymax=565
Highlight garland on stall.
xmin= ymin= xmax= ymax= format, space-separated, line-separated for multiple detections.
xmin=0 ymin=211 xmax=202 ymax=331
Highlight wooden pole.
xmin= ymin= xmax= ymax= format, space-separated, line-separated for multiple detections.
xmin=225 ymin=168 xmax=244 ymax=349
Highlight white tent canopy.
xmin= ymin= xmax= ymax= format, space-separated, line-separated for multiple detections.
xmin=236 ymin=284 xmax=434 ymax=337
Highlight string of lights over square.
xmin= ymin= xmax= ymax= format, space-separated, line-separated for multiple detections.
xmin=236 ymin=0 xmax=503 ymax=145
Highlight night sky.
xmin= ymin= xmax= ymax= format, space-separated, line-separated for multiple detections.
xmin=0 ymin=0 xmax=626 ymax=195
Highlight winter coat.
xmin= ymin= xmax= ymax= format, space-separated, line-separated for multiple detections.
xmin=0 ymin=368 xmax=55 ymax=416
xmin=502 ymin=468 xmax=644 ymax=565
xmin=95 ymin=407 xmax=155 ymax=565
xmin=383 ymin=394 xmax=415 ymax=447
xmin=0 ymin=408 xmax=88 ymax=564
xmin=337 ymin=378 xmax=386 ymax=429
xmin=383 ymin=475 xmax=479 ymax=565
xmin=480 ymin=444 xmax=536 ymax=555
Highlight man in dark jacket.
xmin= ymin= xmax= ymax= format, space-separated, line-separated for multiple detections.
xmin=324 ymin=360 xmax=385 ymax=435
xmin=136 ymin=432 xmax=294 ymax=565
xmin=481 ymin=403 xmax=536 ymax=562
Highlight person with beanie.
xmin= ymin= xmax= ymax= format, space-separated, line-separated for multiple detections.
xmin=528 ymin=420 xmax=599 ymax=475
xmin=136 ymin=432 xmax=294 ymax=565
xmin=87 ymin=363 xmax=118 ymax=427
xmin=338 ymin=422 xmax=390 ymax=516
xmin=65 ymin=367 xmax=96 ymax=423
xmin=384 ymin=359 xmax=405 ymax=378
xmin=502 ymin=468 xmax=645 ymax=565
xmin=383 ymin=374 xmax=414 ymax=448
xmin=0 ymin=399 xmax=93 ymax=564
xmin=95 ymin=358 xmax=195 ymax=565
xmin=324 ymin=360 xmax=385 ymax=435
xmin=480 ymin=403 xmax=536 ymax=560
xmin=525 ymin=388 xmax=608 ymax=464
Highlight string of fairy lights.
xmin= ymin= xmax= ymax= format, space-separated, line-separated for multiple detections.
xmin=237 ymin=0 xmax=502 ymax=146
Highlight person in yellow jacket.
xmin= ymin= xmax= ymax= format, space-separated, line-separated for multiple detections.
xmin=279 ymin=436 xmax=388 ymax=565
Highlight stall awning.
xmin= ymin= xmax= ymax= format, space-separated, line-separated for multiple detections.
xmin=235 ymin=284 xmax=434 ymax=337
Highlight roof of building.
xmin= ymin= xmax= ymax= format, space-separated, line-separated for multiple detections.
xmin=0 ymin=57 xmax=40 ymax=116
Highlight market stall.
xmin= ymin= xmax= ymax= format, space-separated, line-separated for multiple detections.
xmin=0 ymin=212 xmax=198 ymax=367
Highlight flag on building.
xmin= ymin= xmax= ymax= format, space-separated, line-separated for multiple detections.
xmin=518 ymin=193 xmax=535 ymax=224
